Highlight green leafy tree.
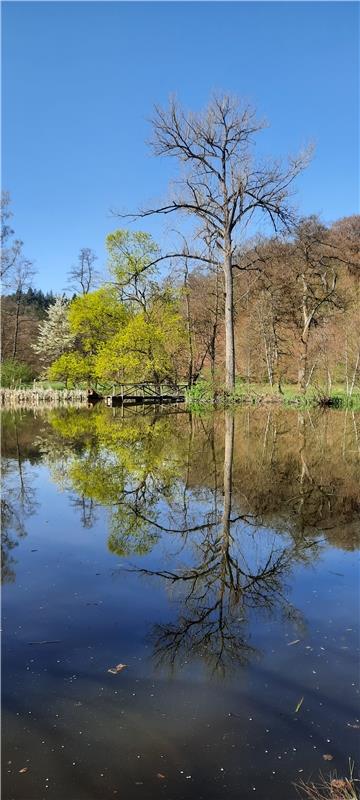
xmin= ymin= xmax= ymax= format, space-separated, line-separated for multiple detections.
xmin=68 ymin=287 xmax=128 ymax=355
xmin=95 ymin=292 xmax=184 ymax=384
xmin=106 ymin=229 xmax=160 ymax=309
xmin=47 ymin=352 xmax=95 ymax=386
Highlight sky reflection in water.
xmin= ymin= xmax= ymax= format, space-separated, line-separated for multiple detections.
xmin=2 ymin=405 xmax=360 ymax=799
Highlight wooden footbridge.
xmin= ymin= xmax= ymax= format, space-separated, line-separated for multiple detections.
xmin=88 ymin=382 xmax=187 ymax=408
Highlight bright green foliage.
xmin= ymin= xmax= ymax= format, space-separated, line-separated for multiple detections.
xmin=42 ymin=230 xmax=186 ymax=387
xmin=49 ymin=288 xmax=129 ymax=384
xmin=106 ymin=229 xmax=159 ymax=308
xmin=1 ymin=359 xmax=34 ymax=387
xmin=48 ymin=352 xmax=95 ymax=386
xmin=68 ymin=287 xmax=128 ymax=354
xmin=95 ymin=292 xmax=185 ymax=383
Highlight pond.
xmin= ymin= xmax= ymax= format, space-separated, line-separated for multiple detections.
xmin=2 ymin=405 xmax=360 ymax=799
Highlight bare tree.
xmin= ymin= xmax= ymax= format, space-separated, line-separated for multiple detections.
xmin=10 ymin=257 xmax=36 ymax=360
xmin=173 ymin=249 xmax=223 ymax=386
xmin=67 ymin=247 xmax=98 ymax=295
xmin=291 ymin=217 xmax=344 ymax=393
xmin=123 ymin=95 xmax=311 ymax=391
xmin=1 ymin=191 xmax=25 ymax=284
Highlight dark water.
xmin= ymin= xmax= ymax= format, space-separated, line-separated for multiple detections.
xmin=2 ymin=405 xmax=360 ymax=800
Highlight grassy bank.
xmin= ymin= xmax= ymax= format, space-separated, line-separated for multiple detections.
xmin=185 ymin=380 xmax=360 ymax=411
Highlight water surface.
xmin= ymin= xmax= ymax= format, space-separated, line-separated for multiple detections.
xmin=2 ymin=405 xmax=360 ymax=799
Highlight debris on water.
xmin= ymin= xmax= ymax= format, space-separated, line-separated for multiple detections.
xmin=27 ymin=640 xmax=61 ymax=645
xmin=157 ymin=773 xmax=166 ymax=779
xmin=19 ymin=767 xmax=29 ymax=774
xmin=294 ymin=697 xmax=304 ymax=713
xmin=347 ymin=722 xmax=360 ymax=729
xmin=287 ymin=639 xmax=300 ymax=646
xmin=331 ymin=779 xmax=347 ymax=790
xmin=108 ymin=663 xmax=127 ymax=675
xmin=322 ymin=754 xmax=334 ymax=761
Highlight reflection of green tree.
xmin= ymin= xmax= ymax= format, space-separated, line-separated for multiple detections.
xmin=43 ymin=407 xmax=190 ymax=555
xmin=23 ymin=404 xmax=359 ymax=674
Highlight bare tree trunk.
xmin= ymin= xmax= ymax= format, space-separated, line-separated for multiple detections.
xmin=327 ymin=368 xmax=332 ymax=395
xmin=210 ymin=268 xmax=221 ymax=382
xmin=349 ymin=350 xmax=360 ymax=397
xmin=263 ymin=333 xmax=274 ymax=386
xmin=298 ymin=326 xmax=310 ymax=394
xmin=345 ymin=334 xmax=350 ymax=395
xmin=224 ymin=248 xmax=235 ymax=393
xmin=305 ymin=362 xmax=316 ymax=391
xmin=183 ymin=261 xmax=194 ymax=387
xmin=12 ymin=294 xmax=21 ymax=360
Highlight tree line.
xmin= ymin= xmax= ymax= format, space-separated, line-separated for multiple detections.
xmin=1 ymin=94 xmax=359 ymax=395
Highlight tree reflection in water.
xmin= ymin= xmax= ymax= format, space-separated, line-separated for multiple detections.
xmin=132 ymin=412 xmax=315 ymax=675
xmin=2 ymin=404 xmax=359 ymax=673
xmin=1 ymin=411 xmax=39 ymax=582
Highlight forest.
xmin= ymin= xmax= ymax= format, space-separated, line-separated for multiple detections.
xmin=1 ymin=97 xmax=359 ymax=403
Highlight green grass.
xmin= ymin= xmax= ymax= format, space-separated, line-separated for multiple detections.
xmin=185 ymin=380 xmax=360 ymax=410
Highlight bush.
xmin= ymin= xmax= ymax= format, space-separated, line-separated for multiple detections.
xmin=1 ymin=360 xmax=34 ymax=387
xmin=185 ymin=379 xmax=215 ymax=405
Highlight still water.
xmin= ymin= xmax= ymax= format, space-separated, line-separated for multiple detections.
xmin=2 ymin=405 xmax=360 ymax=800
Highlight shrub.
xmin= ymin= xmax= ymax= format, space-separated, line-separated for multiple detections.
xmin=1 ymin=360 xmax=34 ymax=387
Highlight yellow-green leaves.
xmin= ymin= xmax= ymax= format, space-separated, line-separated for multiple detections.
xmin=68 ymin=288 xmax=128 ymax=354
xmin=48 ymin=352 xmax=96 ymax=385
xmin=95 ymin=294 xmax=185 ymax=383
xmin=45 ymin=230 xmax=185 ymax=387
xmin=106 ymin=229 xmax=159 ymax=284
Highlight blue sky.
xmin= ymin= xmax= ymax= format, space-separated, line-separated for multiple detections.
xmin=2 ymin=1 xmax=359 ymax=292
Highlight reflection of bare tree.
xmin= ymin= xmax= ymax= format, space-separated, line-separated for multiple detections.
xmin=2 ymin=419 xmax=39 ymax=582
xmin=1 ymin=494 xmax=26 ymax=583
xmin=133 ymin=412 xmax=312 ymax=677
xmin=294 ymin=412 xmax=350 ymax=539
xmin=70 ymin=495 xmax=96 ymax=528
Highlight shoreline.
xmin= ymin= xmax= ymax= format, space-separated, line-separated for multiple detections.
xmin=0 ymin=388 xmax=90 ymax=407
xmin=1 ymin=385 xmax=359 ymax=411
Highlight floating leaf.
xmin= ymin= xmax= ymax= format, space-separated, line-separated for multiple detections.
xmin=108 ymin=663 xmax=127 ymax=675
xmin=323 ymin=753 xmax=334 ymax=761
xmin=19 ymin=767 xmax=29 ymax=774
xmin=157 ymin=773 xmax=166 ymax=780
xmin=294 ymin=697 xmax=304 ymax=713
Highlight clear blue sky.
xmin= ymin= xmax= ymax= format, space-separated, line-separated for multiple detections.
xmin=2 ymin=1 xmax=359 ymax=292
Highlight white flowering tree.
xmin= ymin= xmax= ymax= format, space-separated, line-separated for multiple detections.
xmin=32 ymin=296 xmax=75 ymax=370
